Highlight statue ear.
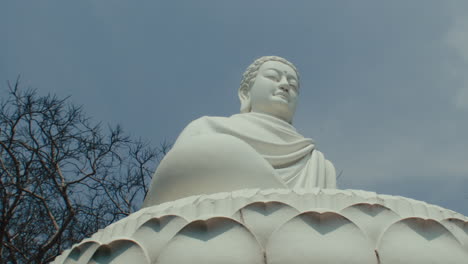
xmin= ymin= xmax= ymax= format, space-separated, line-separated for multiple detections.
xmin=238 ymin=86 xmax=251 ymax=113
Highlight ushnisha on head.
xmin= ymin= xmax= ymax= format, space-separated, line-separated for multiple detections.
xmin=239 ymin=56 xmax=300 ymax=124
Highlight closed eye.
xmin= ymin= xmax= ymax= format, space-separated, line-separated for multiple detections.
xmin=267 ymin=75 xmax=279 ymax=81
xmin=263 ymin=69 xmax=280 ymax=81
xmin=288 ymin=80 xmax=298 ymax=91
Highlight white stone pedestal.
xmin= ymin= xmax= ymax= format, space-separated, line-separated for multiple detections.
xmin=53 ymin=188 xmax=468 ymax=264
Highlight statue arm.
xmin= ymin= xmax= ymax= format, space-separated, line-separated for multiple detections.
xmin=325 ymin=159 xmax=337 ymax=188
xmin=172 ymin=118 xmax=208 ymax=148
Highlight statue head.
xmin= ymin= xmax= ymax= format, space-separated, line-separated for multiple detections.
xmin=239 ymin=56 xmax=300 ymax=124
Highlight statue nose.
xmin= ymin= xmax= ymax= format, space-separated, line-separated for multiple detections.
xmin=278 ymin=76 xmax=290 ymax=92
xmin=279 ymin=82 xmax=290 ymax=92
xmin=279 ymin=86 xmax=289 ymax=92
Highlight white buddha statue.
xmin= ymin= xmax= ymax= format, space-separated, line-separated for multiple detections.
xmin=143 ymin=56 xmax=336 ymax=206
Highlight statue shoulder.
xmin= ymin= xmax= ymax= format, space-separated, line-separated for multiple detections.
xmin=184 ymin=115 xmax=229 ymax=132
xmin=174 ymin=115 xmax=230 ymax=146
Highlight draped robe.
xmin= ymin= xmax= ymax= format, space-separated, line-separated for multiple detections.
xmin=143 ymin=112 xmax=336 ymax=206
xmin=174 ymin=112 xmax=336 ymax=190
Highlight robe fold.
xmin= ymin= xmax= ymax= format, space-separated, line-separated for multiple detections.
xmin=174 ymin=112 xmax=336 ymax=190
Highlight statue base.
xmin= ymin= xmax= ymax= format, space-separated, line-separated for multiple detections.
xmin=53 ymin=188 xmax=468 ymax=263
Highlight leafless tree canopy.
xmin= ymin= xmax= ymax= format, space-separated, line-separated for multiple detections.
xmin=0 ymin=80 xmax=168 ymax=263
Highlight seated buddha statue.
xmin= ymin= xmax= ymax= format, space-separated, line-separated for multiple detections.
xmin=143 ymin=56 xmax=336 ymax=206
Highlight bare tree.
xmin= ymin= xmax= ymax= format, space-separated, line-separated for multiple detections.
xmin=0 ymin=79 xmax=168 ymax=263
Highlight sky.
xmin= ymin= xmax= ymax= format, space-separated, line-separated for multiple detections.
xmin=2 ymin=1 xmax=468 ymax=216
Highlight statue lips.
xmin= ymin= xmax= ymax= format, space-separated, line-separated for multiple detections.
xmin=274 ymin=90 xmax=290 ymax=102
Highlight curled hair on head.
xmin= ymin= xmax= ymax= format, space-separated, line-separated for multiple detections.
xmin=239 ymin=56 xmax=300 ymax=113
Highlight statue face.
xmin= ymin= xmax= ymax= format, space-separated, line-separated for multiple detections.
xmin=243 ymin=60 xmax=299 ymax=123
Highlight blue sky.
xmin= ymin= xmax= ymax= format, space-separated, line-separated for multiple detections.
xmin=2 ymin=0 xmax=468 ymax=215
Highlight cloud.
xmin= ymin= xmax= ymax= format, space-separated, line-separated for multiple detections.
xmin=446 ymin=16 xmax=468 ymax=61
xmin=454 ymin=84 xmax=468 ymax=110
xmin=445 ymin=8 xmax=468 ymax=110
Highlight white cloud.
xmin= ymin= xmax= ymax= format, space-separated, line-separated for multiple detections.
xmin=454 ymin=85 xmax=468 ymax=110
xmin=446 ymin=12 xmax=468 ymax=110
xmin=446 ymin=17 xmax=468 ymax=61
